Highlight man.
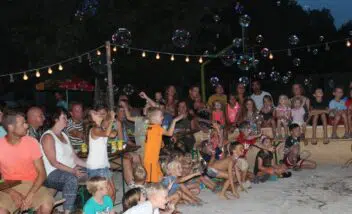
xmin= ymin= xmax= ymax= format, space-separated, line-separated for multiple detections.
xmin=186 ymin=85 xmax=200 ymax=113
xmin=0 ymin=111 xmax=54 ymax=213
xmin=207 ymin=84 xmax=227 ymax=108
xmin=27 ymin=107 xmax=45 ymax=141
xmin=250 ymin=80 xmax=271 ymax=110
xmin=65 ymin=102 xmax=84 ymax=152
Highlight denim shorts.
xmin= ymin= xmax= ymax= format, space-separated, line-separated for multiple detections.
xmin=87 ymin=167 xmax=112 ymax=179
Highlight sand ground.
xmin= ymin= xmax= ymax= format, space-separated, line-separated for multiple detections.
xmin=112 ymin=165 xmax=352 ymax=214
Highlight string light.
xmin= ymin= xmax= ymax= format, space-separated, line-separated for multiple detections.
xmin=185 ymin=56 xmax=190 ymax=63
xmin=48 ymin=67 xmax=53 ymax=74
xmin=97 ymin=50 xmax=101 ymax=55
xmin=156 ymin=53 xmax=160 ymax=60
xmin=346 ymin=40 xmax=351 ymax=47
xmin=10 ymin=74 xmax=14 ymax=83
xmin=269 ymin=52 xmax=274 ymax=60
xmin=198 ymin=57 xmax=203 ymax=64
xmin=170 ymin=55 xmax=175 ymax=61
xmin=325 ymin=43 xmax=330 ymax=51
xmin=58 ymin=64 xmax=63 ymax=71
xmin=142 ymin=51 xmax=146 ymax=57
xmin=113 ymin=46 xmax=117 ymax=52
xmin=23 ymin=73 xmax=28 ymax=80
xmin=35 ymin=70 xmax=40 ymax=78
xmin=78 ymin=56 xmax=82 ymax=63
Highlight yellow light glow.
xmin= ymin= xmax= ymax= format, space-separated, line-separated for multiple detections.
xmin=346 ymin=40 xmax=351 ymax=47
xmin=35 ymin=70 xmax=40 ymax=78
xmin=142 ymin=51 xmax=146 ymax=57
xmin=156 ymin=53 xmax=160 ymax=60
xmin=113 ymin=46 xmax=117 ymax=52
xmin=23 ymin=73 xmax=28 ymax=80
xmin=97 ymin=50 xmax=101 ymax=55
xmin=58 ymin=64 xmax=63 ymax=71
xmin=48 ymin=67 xmax=53 ymax=74
xmin=185 ymin=56 xmax=190 ymax=63
xmin=198 ymin=57 xmax=203 ymax=64
xmin=269 ymin=53 xmax=274 ymax=60
xmin=170 ymin=55 xmax=175 ymax=61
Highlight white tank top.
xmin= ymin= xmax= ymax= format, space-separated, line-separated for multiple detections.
xmin=40 ymin=130 xmax=76 ymax=175
xmin=86 ymin=129 xmax=110 ymax=169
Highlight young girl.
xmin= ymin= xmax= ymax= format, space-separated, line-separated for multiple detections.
xmin=260 ymin=95 xmax=276 ymax=138
xmin=237 ymin=98 xmax=259 ymax=133
xmin=226 ymin=94 xmax=240 ymax=126
xmin=274 ymin=95 xmax=291 ymax=139
xmin=211 ymin=100 xmax=225 ymax=126
xmin=84 ymin=176 xmax=115 ymax=214
xmin=85 ymin=109 xmax=117 ymax=201
xmin=291 ymin=97 xmax=307 ymax=139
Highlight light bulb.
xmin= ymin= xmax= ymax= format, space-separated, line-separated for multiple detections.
xmin=269 ymin=53 xmax=274 ymax=60
xmin=35 ymin=70 xmax=40 ymax=78
xmin=23 ymin=73 xmax=28 ymax=80
xmin=185 ymin=56 xmax=190 ymax=63
xmin=199 ymin=57 xmax=203 ymax=64
xmin=142 ymin=51 xmax=146 ymax=57
xmin=97 ymin=50 xmax=101 ymax=55
xmin=170 ymin=55 xmax=175 ymax=61
xmin=113 ymin=46 xmax=117 ymax=52
xmin=48 ymin=67 xmax=53 ymax=74
xmin=156 ymin=53 xmax=160 ymax=60
xmin=346 ymin=40 xmax=351 ymax=47
xmin=58 ymin=64 xmax=63 ymax=71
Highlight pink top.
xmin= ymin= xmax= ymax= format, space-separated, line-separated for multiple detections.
xmin=276 ymin=105 xmax=291 ymax=120
xmin=291 ymin=107 xmax=305 ymax=123
xmin=212 ymin=111 xmax=225 ymax=125
xmin=226 ymin=103 xmax=240 ymax=124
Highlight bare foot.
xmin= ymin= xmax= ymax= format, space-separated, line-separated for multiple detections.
xmin=231 ymin=191 xmax=240 ymax=199
xmin=217 ymin=192 xmax=229 ymax=200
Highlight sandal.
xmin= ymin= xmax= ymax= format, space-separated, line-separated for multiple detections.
xmin=342 ymin=133 xmax=350 ymax=139
xmin=330 ymin=133 xmax=338 ymax=139
xmin=311 ymin=139 xmax=318 ymax=145
xmin=323 ymin=138 xmax=329 ymax=144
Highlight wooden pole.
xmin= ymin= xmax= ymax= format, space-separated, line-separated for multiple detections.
xmin=105 ymin=41 xmax=114 ymax=110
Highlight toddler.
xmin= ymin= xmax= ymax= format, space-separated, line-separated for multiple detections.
xmin=329 ymin=86 xmax=349 ymax=139
xmin=310 ymin=88 xmax=329 ymax=144
xmin=291 ymin=97 xmax=306 ymax=139
xmin=260 ymin=95 xmax=276 ymax=138
xmin=211 ymin=100 xmax=225 ymax=126
xmin=84 ymin=176 xmax=114 ymax=214
xmin=274 ymin=95 xmax=291 ymax=138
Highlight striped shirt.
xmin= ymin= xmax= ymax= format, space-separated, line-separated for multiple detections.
xmin=65 ymin=118 xmax=84 ymax=150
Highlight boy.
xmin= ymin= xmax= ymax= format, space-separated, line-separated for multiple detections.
xmin=310 ymin=88 xmax=329 ymax=144
xmin=283 ymin=124 xmax=316 ymax=170
xmin=329 ymin=86 xmax=349 ymax=139
xmin=206 ymin=142 xmax=245 ymax=200
xmin=84 ymin=176 xmax=114 ymax=214
xmin=144 ymin=107 xmax=184 ymax=183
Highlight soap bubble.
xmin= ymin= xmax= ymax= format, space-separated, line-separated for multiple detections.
xmin=221 ymin=49 xmax=236 ymax=66
xmin=213 ymin=14 xmax=221 ymax=23
xmin=328 ymin=79 xmax=335 ymax=89
xmin=203 ymin=50 xmax=210 ymax=57
xmin=239 ymin=76 xmax=249 ymax=86
xmin=210 ymin=76 xmax=220 ymax=86
xmin=282 ymin=75 xmax=289 ymax=84
xmin=286 ymin=70 xmax=292 ymax=78
xmin=172 ymin=29 xmax=191 ymax=48
xmin=288 ymin=35 xmax=300 ymax=45
xmin=258 ymin=72 xmax=266 ymax=80
xmin=304 ymin=78 xmax=311 ymax=86
xmin=276 ymin=1 xmax=281 ymax=6
xmin=252 ymin=59 xmax=260 ymax=66
xmin=239 ymin=14 xmax=251 ymax=27
xmin=292 ymin=58 xmax=301 ymax=67
xmin=111 ymin=28 xmax=132 ymax=48
xmin=123 ymin=84 xmax=135 ymax=95
xmin=270 ymin=71 xmax=280 ymax=82
xmin=232 ymin=38 xmax=242 ymax=48
xmin=261 ymin=48 xmax=270 ymax=58
xmin=237 ymin=55 xmax=253 ymax=71
xmin=319 ymin=35 xmax=325 ymax=42
xmin=234 ymin=2 xmax=244 ymax=14
xmin=312 ymin=48 xmax=319 ymax=55
xmin=256 ymin=35 xmax=264 ymax=44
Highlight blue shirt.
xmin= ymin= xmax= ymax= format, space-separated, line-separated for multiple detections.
xmin=57 ymin=100 xmax=68 ymax=110
xmin=161 ymin=176 xmax=180 ymax=195
xmin=329 ymin=99 xmax=347 ymax=110
xmin=83 ymin=195 xmax=113 ymax=214
xmin=162 ymin=113 xmax=173 ymax=130
xmin=0 ymin=126 xmax=6 ymax=138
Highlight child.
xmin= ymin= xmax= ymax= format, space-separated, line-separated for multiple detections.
xmin=123 ymin=183 xmax=174 ymax=214
xmin=310 ymin=88 xmax=329 ymax=144
xmin=274 ymin=95 xmax=291 ymax=139
xmin=291 ymin=97 xmax=306 ymax=139
xmin=85 ymin=109 xmax=117 ymax=201
xmin=122 ymin=188 xmax=147 ymax=212
xmin=84 ymin=176 xmax=114 ymax=214
xmin=346 ymin=88 xmax=352 ymax=136
xmin=144 ymin=107 xmax=184 ymax=183
xmin=253 ymin=137 xmax=291 ymax=181
xmin=206 ymin=142 xmax=245 ymax=199
xmin=155 ymin=92 xmax=165 ymax=104
xmin=260 ymin=95 xmax=276 ymax=138
xmin=226 ymin=94 xmax=240 ymax=127
xmin=329 ymin=86 xmax=349 ymax=139
xmin=283 ymin=124 xmax=317 ymax=170
xmin=211 ymin=100 xmax=225 ymax=126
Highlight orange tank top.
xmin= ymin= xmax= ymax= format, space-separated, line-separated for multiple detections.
xmin=144 ymin=124 xmax=164 ymax=163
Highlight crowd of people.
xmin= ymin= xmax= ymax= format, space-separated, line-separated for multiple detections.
xmin=0 ymin=79 xmax=352 ymax=214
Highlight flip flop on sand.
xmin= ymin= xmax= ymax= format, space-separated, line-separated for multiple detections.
xmin=323 ymin=138 xmax=329 ymax=144
xmin=311 ymin=139 xmax=318 ymax=145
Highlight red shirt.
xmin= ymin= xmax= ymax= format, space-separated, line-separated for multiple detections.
xmin=345 ymin=98 xmax=352 ymax=108
xmin=237 ymin=132 xmax=256 ymax=156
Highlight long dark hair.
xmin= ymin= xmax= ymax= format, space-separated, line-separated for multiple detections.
xmin=237 ymin=98 xmax=257 ymax=123
xmin=50 ymin=107 xmax=68 ymax=128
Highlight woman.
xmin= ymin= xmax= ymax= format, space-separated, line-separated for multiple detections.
xmin=41 ymin=108 xmax=86 ymax=214
xmin=291 ymin=84 xmax=310 ymax=110
xmin=235 ymin=83 xmax=247 ymax=105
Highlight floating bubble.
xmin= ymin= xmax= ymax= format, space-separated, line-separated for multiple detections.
xmin=232 ymin=38 xmax=242 ymax=48
xmin=239 ymin=76 xmax=249 ymax=86
xmin=287 ymin=70 xmax=292 ymax=78
xmin=123 ymin=84 xmax=135 ymax=95
xmin=203 ymin=50 xmax=210 ymax=57
xmin=252 ymin=59 xmax=260 ymax=66
xmin=210 ymin=76 xmax=220 ymax=86
xmin=234 ymin=2 xmax=244 ymax=14
xmin=172 ymin=29 xmax=191 ymax=48
xmin=304 ymin=78 xmax=311 ymax=86
xmin=221 ymin=49 xmax=236 ymax=66
xmin=256 ymin=35 xmax=264 ymax=44
xmin=239 ymin=14 xmax=251 ymax=27
xmin=111 ymin=28 xmax=132 ymax=48
xmin=289 ymin=35 xmax=300 ymax=45
xmin=216 ymin=33 xmax=220 ymax=39
xmin=293 ymin=58 xmax=301 ymax=67
xmin=328 ymin=79 xmax=335 ymax=89
xmin=261 ymin=48 xmax=270 ymax=58
xmin=258 ymin=72 xmax=266 ymax=80
xmin=312 ymin=48 xmax=319 ymax=55
xmin=282 ymin=75 xmax=289 ymax=84
xmin=319 ymin=35 xmax=325 ymax=42
xmin=270 ymin=71 xmax=280 ymax=82
xmin=276 ymin=1 xmax=281 ymax=6
xmin=237 ymin=55 xmax=253 ymax=71
xmin=213 ymin=14 xmax=221 ymax=23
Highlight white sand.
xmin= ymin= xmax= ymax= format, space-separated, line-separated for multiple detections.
xmin=113 ymin=165 xmax=352 ymax=214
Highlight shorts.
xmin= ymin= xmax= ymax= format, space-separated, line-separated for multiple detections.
xmin=0 ymin=182 xmax=54 ymax=213
xmin=87 ymin=167 xmax=112 ymax=179
xmin=206 ymin=167 xmax=219 ymax=178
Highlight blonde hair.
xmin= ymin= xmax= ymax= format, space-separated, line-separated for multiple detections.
xmin=146 ymin=107 xmax=162 ymax=124
xmin=166 ymin=160 xmax=181 ymax=175
xmin=291 ymin=96 xmax=303 ymax=107
xmin=133 ymin=165 xmax=147 ymax=183
xmin=86 ymin=176 xmax=107 ymax=195
xmin=145 ymin=183 xmax=167 ymax=198
xmin=278 ymin=95 xmax=290 ymax=107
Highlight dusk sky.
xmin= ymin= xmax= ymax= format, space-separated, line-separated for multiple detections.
xmin=297 ymin=0 xmax=352 ymax=27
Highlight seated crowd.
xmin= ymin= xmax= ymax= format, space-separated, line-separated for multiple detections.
xmin=0 ymin=80 xmax=352 ymax=214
